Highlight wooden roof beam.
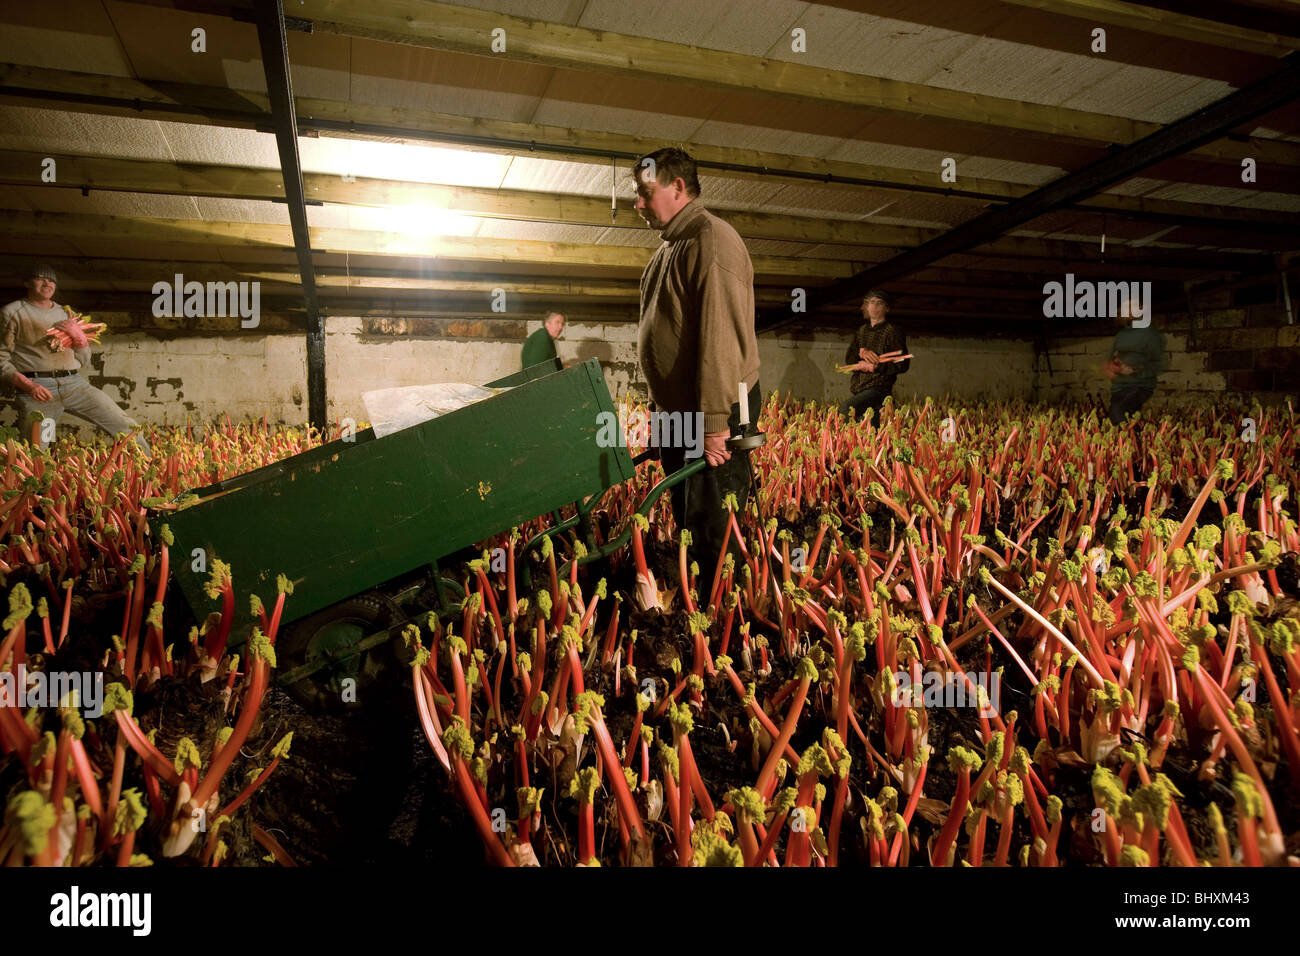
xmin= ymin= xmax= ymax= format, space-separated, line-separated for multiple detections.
xmin=999 ymin=0 xmax=1300 ymax=57
xmin=6 ymin=147 xmax=1299 ymax=239
xmin=293 ymin=0 xmax=1293 ymax=165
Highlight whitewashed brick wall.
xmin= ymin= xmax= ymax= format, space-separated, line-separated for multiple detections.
xmin=4 ymin=311 xmax=1288 ymax=440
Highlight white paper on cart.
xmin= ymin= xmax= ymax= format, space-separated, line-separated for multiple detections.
xmin=361 ymin=382 xmax=507 ymax=438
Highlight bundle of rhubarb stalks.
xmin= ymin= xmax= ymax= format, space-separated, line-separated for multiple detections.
xmin=2 ymin=397 xmax=1298 ymax=866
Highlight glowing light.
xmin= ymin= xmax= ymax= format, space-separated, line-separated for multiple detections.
xmin=300 ymin=138 xmax=508 ymax=188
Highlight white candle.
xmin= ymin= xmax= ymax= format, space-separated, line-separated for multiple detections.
xmin=738 ymin=381 xmax=749 ymax=425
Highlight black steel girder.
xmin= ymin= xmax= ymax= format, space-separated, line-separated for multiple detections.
xmin=253 ymin=0 xmax=326 ymax=429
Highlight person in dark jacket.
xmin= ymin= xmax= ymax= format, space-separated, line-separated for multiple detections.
xmin=1103 ymin=301 xmax=1165 ymax=425
xmin=520 ymin=310 xmax=565 ymax=371
xmin=840 ymin=290 xmax=910 ymax=424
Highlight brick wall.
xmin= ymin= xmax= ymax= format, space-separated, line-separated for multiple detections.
xmin=1034 ymin=304 xmax=1297 ymax=406
xmin=4 ymin=306 xmax=1291 ymax=439
xmin=760 ymin=327 xmax=1035 ymax=406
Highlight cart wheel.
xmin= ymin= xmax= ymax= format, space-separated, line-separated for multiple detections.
xmin=278 ymin=593 xmax=401 ymax=712
xmin=414 ymin=575 xmax=469 ymax=617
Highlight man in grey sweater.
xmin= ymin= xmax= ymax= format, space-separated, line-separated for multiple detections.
xmin=633 ymin=148 xmax=760 ymax=587
xmin=1 ymin=264 xmax=146 ymax=451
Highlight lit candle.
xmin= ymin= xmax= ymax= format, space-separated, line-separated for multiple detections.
xmin=738 ymin=381 xmax=749 ymax=425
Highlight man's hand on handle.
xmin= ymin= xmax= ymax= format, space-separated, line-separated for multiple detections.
xmin=704 ymin=430 xmax=732 ymax=467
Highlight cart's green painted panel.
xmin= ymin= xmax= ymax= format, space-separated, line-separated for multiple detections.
xmin=154 ymin=360 xmax=633 ymax=642
xmin=486 ymin=360 xmax=564 ymax=389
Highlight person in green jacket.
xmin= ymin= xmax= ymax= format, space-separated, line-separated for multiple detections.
xmin=1102 ymin=300 xmax=1165 ymax=425
xmin=521 ymin=310 xmax=565 ymax=372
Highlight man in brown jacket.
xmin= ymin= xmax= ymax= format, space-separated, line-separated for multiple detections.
xmin=633 ymin=148 xmax=760 ymax=589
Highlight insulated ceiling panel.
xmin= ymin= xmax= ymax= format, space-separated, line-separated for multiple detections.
xmin=744 ymin=237 xmax=825 ymax=257
xmin=1143 ymin=182 xmax=1300 ymax=212
xmin=955 ymin=156 xmax=1067 ymax=186
xmin=762 ymin=181 xmax=936 ymax=217
xmin=528 ymin=99 xmax=705 ymax=143
xmin=1063 ymin=73 xmax=1234 ymax=125
xmin=790 ymin=243 xmax=893 ymax=261
xmin=187 ymin=197 xmax=286 ymax=226
xmin=686 ymin=123 xmax=850 ymax=161
xmin=297 ymin=139 xmax=513 ymax=188
xmin=693 ymin=177 xmax=790 ymax=211
xmin=0 ymin=0 xmax=132 ymax=75
xmin=773 ymin=5 xmax=983 ymax=82
xmin=473 ymin=219 xmax=608 ymax=243
xmin=14 ymin=185 xmax=201 ymax=220
xmin=498 ymin=156 xmax=623 ymax=196
xmin=923 ymin=38 xmax=1124 ymax=111
xmin=574 ymin=0 xmax=801 ymax=50
xmin=809 ymin=0 xmax=1277 ymax=85
xmin=155 ymin=123 xmax=280 ymax=169
xmin=595 ymin=227 xmax=663 ymax=249
xmin=0 ymin=106 xmax=172 ymax=161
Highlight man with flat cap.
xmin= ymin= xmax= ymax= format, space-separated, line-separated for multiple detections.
xmin=1 ymin=264 xmax=147 ymax=451
xmin=841 ymin=289 xmax=910 ymax=425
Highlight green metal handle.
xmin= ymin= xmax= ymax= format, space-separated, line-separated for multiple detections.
xmin=517 ymin=455 xmax=708 ymax=588
xmin=558 ymin=456 xmax=708 ymax=577
xmin=519 ymin=432 xmax=765 ymax=585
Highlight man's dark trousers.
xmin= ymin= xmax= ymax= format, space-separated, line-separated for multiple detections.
xmin=840 ymin=385 xmax=891 ymax=424
xmin=658 ymin=381 xmax=761 ymax=595
xmin=1109 ymin=385 xmax=1154 ymax=425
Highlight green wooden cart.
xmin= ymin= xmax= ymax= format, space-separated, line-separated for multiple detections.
xmin=150 ymin=359 xmax=751 ymax=709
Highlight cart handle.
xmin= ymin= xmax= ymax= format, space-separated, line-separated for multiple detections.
xmin=559 ymin=431 xmax=765 ymax=576
xmin=515 ymin=455 xmax=702 ymax=584
xmin=519 ymin=431 xmax=765 ymax=584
